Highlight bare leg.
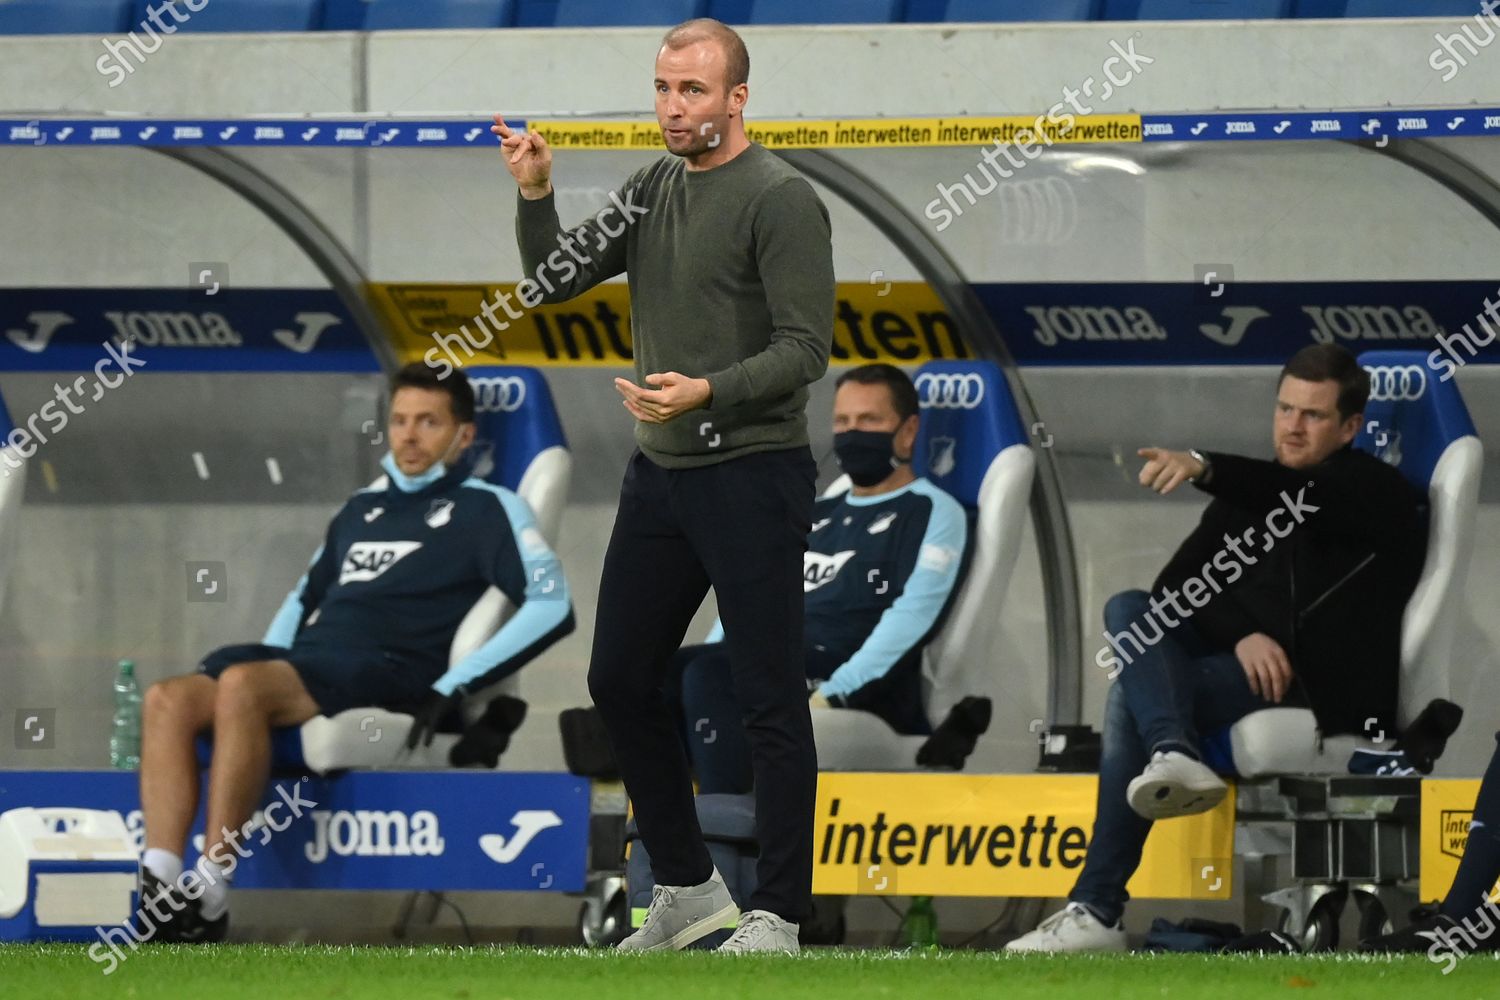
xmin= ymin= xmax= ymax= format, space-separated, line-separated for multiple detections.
xmin=141 ymin=675 xmax=217 ymax=856
xmin=202 ymin=660 xmax=320 ymax=857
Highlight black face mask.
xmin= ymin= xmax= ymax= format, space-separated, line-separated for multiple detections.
xmin=834 ymin=430 xmax=901 ymax=487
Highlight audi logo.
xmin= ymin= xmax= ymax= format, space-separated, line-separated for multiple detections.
xmin=469 ymin=376 xmax=528 ymax=413
xmin=1364 ymin=365 xmax=1427 ymax=403
xmin=915 ymin=372 xmax=986 ymax=410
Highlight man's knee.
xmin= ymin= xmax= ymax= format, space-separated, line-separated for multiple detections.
xmin=213 ymin=662 xmax=276 ymax=716
xmin=1103 ymin=589 xmax=1152 ymax=633
xmin=144 ymin=675 xmax=212 ymax=725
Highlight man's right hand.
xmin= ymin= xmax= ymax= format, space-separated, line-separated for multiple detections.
xmin=1234 ymin=632 xmax=1293 ymax=703
xmin=491 ymin=115 xmax=552 ymax=199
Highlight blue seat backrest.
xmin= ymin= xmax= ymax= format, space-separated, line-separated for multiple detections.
xmin=0 ymin=0 xmax=132 ymax=33
xmin=910 ymin=360 xmax=1029 ymax=509
xmin=1135 ymin=0 xmax=1289 ymax=17
xmin=462 ymin=366 xmax=567 ymax=492
xmin=553 ymin=0 xmax=705 ymax=25
xmin=944 ymin=0 xmax=1100 ymax=20
xmin=1290 ymin=0 xmax=1344 ymax=15
xmin=1343 ymin=0 xmax=1478 ymax=14
xmin=130 ymin=0 xmax=322 ymax=31
xmin=1354 ymin=351 xmax=1477 ymax=492
xmin=335 ymin=0 xmax=515 ymax=28
xmin=748 ymin=0 xmax=902 ymax=22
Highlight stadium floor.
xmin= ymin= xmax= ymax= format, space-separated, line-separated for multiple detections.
xmin=2 ymin=945 xmax=1497 ymax=998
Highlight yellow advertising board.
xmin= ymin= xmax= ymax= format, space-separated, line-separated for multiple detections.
xmin=1421 ymin=779 xmax=1500 ymax=902
xmin=811 ymin=773 xmax=1235 ymax=899
xmin=523 ymin=116 xmax=1142 ymax=151
xmin=371 ymin=281 xmax=971 ymax=369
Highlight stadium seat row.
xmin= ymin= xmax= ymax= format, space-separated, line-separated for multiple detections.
xmin=0 ymin=0 xmax=1485 ymax=35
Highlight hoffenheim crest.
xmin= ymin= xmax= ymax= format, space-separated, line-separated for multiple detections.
xmin=929 ymin=436 xmax=957 ymax=478
xmin=426 ymin=499 xmax=455 ymax=528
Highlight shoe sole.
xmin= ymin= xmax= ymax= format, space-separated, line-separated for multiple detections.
xmin=618 ymin=901 xmax=740 ymax=953
xmin=1127 ymin=775 xmax=1227 ymax=820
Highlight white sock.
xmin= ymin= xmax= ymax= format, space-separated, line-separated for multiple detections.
xmin=142 ymin=848 xmax=183 ymax=884
xmin=194 ymin=857 xmax=232 ymax=920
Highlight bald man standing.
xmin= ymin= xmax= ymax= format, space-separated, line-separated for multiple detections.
xmin=495 ymin=18 xmax=834 ymax=954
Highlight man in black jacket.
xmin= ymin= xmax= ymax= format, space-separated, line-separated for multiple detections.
xmin=1009 ymin=344 xmax=1427 ymax=952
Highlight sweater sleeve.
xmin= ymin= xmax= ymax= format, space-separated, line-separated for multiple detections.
xmin=513 ymin=169 xmax=646 ymax=303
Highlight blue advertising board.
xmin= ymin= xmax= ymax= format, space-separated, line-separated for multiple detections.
xmin=0 ymin=769 xmax=590 ymax=892
xmin=0 ymin=289 xmax=376 ymax=373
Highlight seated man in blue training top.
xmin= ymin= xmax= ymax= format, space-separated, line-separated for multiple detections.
xmin=1010 ymin=344 xmax=1426 ymax=952
xmin=134 ymin=363 xmax=575 ymax=943
xmin=674 ymin=363 xmax=969 ymax=793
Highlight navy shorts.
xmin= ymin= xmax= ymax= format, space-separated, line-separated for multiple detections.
xmin=198 ymin=642 xmax=434 ymax=716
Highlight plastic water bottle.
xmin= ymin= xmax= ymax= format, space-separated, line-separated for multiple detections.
xmin=901 ymin=895 xmax=939 ymax=948
xmin=110 ymin=660 xmax=142 ymax=770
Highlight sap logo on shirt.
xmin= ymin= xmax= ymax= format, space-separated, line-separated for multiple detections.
xmin=426 ymin=499 xmax=455 ymax=529
xmin=804 ymin=550 xmax=857 ymax=592
xmin=340 ymin=541 xmax=421 ymax=584
xmin=867 ymin=512 xmax=898 ymax=535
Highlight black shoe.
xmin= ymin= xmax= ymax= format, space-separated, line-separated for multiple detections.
xmin=133 ymin=870 xmax=186 ymax=943
xmin=1360 ymin=904 xmax=1455 ymax=953
xmin=171 ymin=897 xmax=229 ymax=944
xmin=132 ymin=869 xmax=228 ymax=944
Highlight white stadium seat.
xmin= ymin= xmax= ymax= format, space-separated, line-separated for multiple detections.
xmin=0 ymin=389 xmax=24 ymax=619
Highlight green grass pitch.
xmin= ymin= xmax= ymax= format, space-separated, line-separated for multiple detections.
xmin=2 ymin=945 xmax=1498 ymax=999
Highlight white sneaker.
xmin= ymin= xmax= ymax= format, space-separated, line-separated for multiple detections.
xmin=1126 ymin=750 xmax=1228 ymax=820
xmin=1005 ymin=902 xmax=1126 ymax=953
xmin=616 ymin=868 xmax=738 ymax=952
xmin=717 ymin=909 xmax=800 ymax=954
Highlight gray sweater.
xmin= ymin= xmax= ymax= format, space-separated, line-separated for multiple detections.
xmin=514 ymin=142 xmax=834 ymax=468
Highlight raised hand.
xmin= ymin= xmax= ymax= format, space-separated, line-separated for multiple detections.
xmin=491 ymin=114 xmax=552 ymax=198
xmin=1137 ymin=446 xmax=1206 ymax=495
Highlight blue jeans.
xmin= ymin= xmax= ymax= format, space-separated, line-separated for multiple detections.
xmin=1069 ymin=589 xmax=1272 ymax=924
